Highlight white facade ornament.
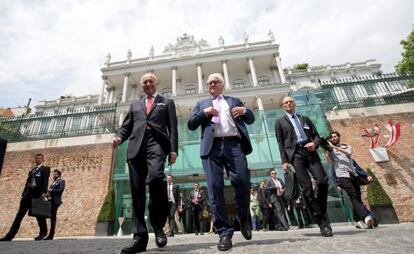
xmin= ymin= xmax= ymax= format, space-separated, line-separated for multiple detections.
xmin=219 ymin=36 xmax=224 ymax=47
xmin=105 ymin=53 xmax=111 ymax=65
xmin=268 ymin=30 xmax=275 ymax=42
xmin=127 ymin=49 xmax=132 ymax=61
xmin=149 ymin=46 xmax=154 ymax=58
xmin=243 ymin=32 xmax=249 ymax=44
xmin=163 ymin=33 xmax=210 ymax=56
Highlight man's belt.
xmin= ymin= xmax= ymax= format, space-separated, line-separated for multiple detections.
xmin=214 ymin=136 xmax=241 ymax=141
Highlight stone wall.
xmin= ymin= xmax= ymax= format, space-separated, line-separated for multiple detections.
xmin=327 ymin=105 xmax=414 ymax=222
xmin=0 ymin=135 xmax=114 ymax=237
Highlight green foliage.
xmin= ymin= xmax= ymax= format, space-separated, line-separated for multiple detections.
xmin=395 ymin=28 xmax=414 ymax=75
xmin=293 ymin=63 xmax=309 ymax=70
xmin=97 ymin=185 xmax=115 ymax=222
xmin=366 ymin=169 xmax=394 ymax=208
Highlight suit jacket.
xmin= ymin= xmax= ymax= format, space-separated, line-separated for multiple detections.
xmin=189 ymin=189 xmax=205 ymax=210
xmin=267 ymin=177 xmax=285 ymax=204
xmin=49 ymin=178 xmax=65 ymax=206
xmin=167 ymin=183 xmax=180 ymax=204
xmin=188 ymin=95 xmax=255 ymax=157
xmin=22 ymin=165 xmax=50 ymax=199
xmin=257 ymin=187 xmax=271 ymax=209
xmin=117 ymin=95 xmax=178 ymax=160
xmin=275 ymin=113 xmax=321 ymax=164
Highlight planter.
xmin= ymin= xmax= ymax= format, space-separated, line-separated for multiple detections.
xmin=369 ymin=147 xmax=389 ymax=162
xmin=371 ymin=207 xmax=399 ymax=224
xmin=95 ymin=221 xmax=114 ymax=236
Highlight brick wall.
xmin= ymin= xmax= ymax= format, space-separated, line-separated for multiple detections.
xmin=0 ymin=142 xmax=113 ymax=237
xmin=328 ymin=112 xmax=414 ymax=222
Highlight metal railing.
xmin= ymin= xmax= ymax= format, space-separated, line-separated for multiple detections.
xmin=0 ymin=104 xmax=117 ymax=142
xmin=313 ymin=73 xmax=414 ymax=112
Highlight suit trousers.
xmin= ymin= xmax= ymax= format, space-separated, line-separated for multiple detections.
xmin=48 ymin=203 xmax=60 ymax=237
xmin=201 ymin=139 xmax=251 ymax=238
xmin=271 ymin=197 xmax=288 ymax=229
xmin=127 ymin=131 xmax=168 ymax=237
xmin=191 ymin=205 xmax=203 ymax=233
xmin=5 ymin=196 xmax=47 ymax=239
xmin=260 ymin=207 xmax=272 ymax=230
xmin=338 ymin=177 xmax=370 ymax=222
xmin=167 ymin=202 xmax=177 ymax=234
xmin=292 ymin=147 xmax=329 ymax=226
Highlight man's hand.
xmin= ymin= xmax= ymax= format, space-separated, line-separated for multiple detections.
xmin=231 ymin=107 xmax=246 ymax=118
xmin=48 ymin=188 xmax=52 ymax=192
xmin=336 ymin=186 xmax=342 ymax=192
xmin=304 ymin=142 xmax=316 ymax=152
xmin=41 ymin=193 xmax=47 ymax=199
xmin=168 ymin=152 xmax=177 ymax=165
xmin=367 ymin=176 xmax=373 ymax=182
xmin=282 ymin=163 xmax=290 ymax=172
xmin=268 ymin=204 xmax=272 ymax=208
xmin=203 ymin=106 xmax=219 ymax=116
xmin=112 ymin=137 xmax=121 ymax=149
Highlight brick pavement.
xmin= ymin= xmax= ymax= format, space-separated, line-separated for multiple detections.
xmin=0 ymin=223 xmax=413 ymax=254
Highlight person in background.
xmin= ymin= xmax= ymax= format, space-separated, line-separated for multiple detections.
xmin=267 ymin=170 xmax=288 ymax=231
xmin=44 ymin=169 xmax=65 ymax=240
xmin=257 ymin=181 xmax=271 ymax=231
xmin=250 ymin=186 xmax=261 ymax=231
xmin=0 ymin=153 xmax=50 ymax=241
xmin=189 ymin=182 xmax=205 ymax=236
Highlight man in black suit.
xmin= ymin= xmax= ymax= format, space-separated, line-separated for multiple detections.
xmin=188 ymin=182 xmax=205 ymax=236
xmin=267 ymin=170 xmax=288 ymax=231
xmin=45 ymin=169 xmax=65 ymax=240
xmin=113 ymin=73 xmax=178 ymax=254
xmin=275 ymin=96 xmax=332 ymax=237
xmin=166 ymin=174 xmax=180 ymax=237
xmin=257 ymin=181 xmax=271 ymax=231
xmin=188 ymin=73 xmax=255 ymax=251
xmin=0 ymin=153 xmax=50 ymax=241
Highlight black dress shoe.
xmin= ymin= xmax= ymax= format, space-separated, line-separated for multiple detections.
xmin=121 ymin=235 xmax=148 ymax=254
xmin=0 ymin=236 xmax=12 ymax=241
xmin=34 ymin=234 xmax=46 ymax=241
xmin=154 ymin=229 xmax=167 ymax=248
xmin=240 ymin=224 xmax=252 ymax=240
xmin=319 ymin=225 xmax=333 ymax=237
xmin=217 ymin=236 xmax=232 ymax=251
xmin=43 ymin=236 xmax=54 ymax=240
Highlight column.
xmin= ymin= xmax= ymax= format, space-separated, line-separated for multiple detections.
xmin=98 ymin=76 xmax=107 ymax=105
xmin=121 ymin=73 xmax=129 ymax=103
xmin=197 ymin=64 xmax=203 ymax=94
xmin=275 ymin=55 xmax=286 ymax=84
xmin=256 ymin=96 xmax=275 ymax=165
xmin=222 ymin=60 xmax=231 ymax=90
xmin=108 ymin=87 xmax=115 ymax=104
xmin=172 ymin=67 xmax=177 ymax=96
xmin=257 ymin=96 xmax=264 ymax=111
xmin=248 ymin=57 xmax=258 ymax=87
xmin=131 ymin=84 xmax=138 ymax=101
xmin=271 ymin=66 xmax=279 ymax=83
xmin=118 ymin=112 xmax=125 ymax=127
xmin=247 ymin=70 xmax=254 ymax=87
xmin=104 ymin=86 xmax=110 ymax=104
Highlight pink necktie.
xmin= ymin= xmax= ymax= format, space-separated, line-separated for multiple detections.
xmin=212 ymin=96 xmax=221 ymax=124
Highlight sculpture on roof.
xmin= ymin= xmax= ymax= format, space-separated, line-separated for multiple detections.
xmin=268 ymin=29 xmax=275 ymax=41
xmin=105 ymin=53 xmax=111 ymax=64
xmin=149 ymin=46 xmax=154 ymax=58
xmin=163 ymin=33 xmax=210 ymax=53
xmin=127 ymin=49 xmax=132 ymax=61
xmin=219 ymin=36 xmax=224 ymax=47
xmin=243 ymin=32 xmax=249 ymax=44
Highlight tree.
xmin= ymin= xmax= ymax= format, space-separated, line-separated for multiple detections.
xmin=395 ymin=28 xmax=414 ymax=76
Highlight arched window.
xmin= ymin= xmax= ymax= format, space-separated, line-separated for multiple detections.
xmin=232 ymin=79 xmax=246 ymax=89
xmin=161 ymin=88 xmax=172 ymax=98
xmin=184 ymin=84 xmax=197 ymax=95
xmin=257 ymin=75 xmax=271 ymax=86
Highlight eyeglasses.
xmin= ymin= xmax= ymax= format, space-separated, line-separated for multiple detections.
xmin=271 ymin=172 xmax=276 ymax=175
xmin=207 ymin=80 xmax=222 ymax=86
xmin=142 ymin=79 xmax=155 ymax=85
xmin=283 ymin=100 xmax=294 ymax=104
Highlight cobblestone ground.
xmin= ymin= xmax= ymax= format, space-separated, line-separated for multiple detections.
xmin=0 ymin=223 xmax=413 ymax=254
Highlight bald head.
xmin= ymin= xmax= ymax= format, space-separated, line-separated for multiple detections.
xmin=281 ymin=96 xmax=296 ymax=113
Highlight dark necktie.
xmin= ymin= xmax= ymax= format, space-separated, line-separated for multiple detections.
xmin=292 ymin=114 xmax=308 ymax=141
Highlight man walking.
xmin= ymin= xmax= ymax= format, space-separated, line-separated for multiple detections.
xmin=0 ymin=153 xmax=50 ymax=241
xmin=45 ymin=169 xmax=65 ymax=240
xmin=166 ymin=174 xmax=180 ymax=237
xmin=113 ymin=73 xmax=178 ymax=253
xmin=275 ymin=96 xmax=332 ymax=237
xmin=267 ymin=170 xmax=288 ymax=231
xmin=188 ymin=73 xmax=255 ymax=251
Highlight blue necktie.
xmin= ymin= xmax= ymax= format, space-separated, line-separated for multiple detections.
xmin=292 ymin=114 xmax=308 ymax=142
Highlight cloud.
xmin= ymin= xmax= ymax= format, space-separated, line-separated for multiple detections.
xmin=0 ymin=0 xmax=412 ymax=108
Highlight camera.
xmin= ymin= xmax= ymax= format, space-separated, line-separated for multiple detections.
xmin=319 ymin=136 xmax=333 ymax=151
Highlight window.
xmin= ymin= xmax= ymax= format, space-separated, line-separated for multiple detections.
xmin=185 ymin=85 xmax=197 ymax=95
xmin=257 ymin=75 xmax=271 ymax=86
xmin=161 ymin=89 xmax=173 ymax=98
xmin=342 ymin=86 xmax=355 ymax=101
xmin=70 ymin=116 xmax=82 ymax=130
xmin=38 ymin=120 xmax=50 ymax=135
xmin=232 ymin=79 xmax=246 ymax=89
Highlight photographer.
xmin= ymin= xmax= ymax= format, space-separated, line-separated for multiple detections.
xmin=324 ymin=131 xmax=374 ymax=229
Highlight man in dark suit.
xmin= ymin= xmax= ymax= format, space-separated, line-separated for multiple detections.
xmin=257 ymin=181 xmax=271 ymax=231
xmin=188 ymin=73 xmax=255 ymax=251
xmin=0 ymin=153 xmax=50 ymax=241
xmin=113 ymin=73 xmax=178 ymax=254
xmin=166 ymin=174 xmax=180 ymax=237
xmin=188 ymin=182 xmax=205 ymax=236
xmin=267 ymin=170 xmax=288 ymax=230
xmin=275 ymin=96 xmax=332 ymax=237
xmin=45 ymin=169 xmax=65 ymax=240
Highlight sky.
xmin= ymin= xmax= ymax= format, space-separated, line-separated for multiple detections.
xmin=0 ymin=0 xmax=413 ymax=108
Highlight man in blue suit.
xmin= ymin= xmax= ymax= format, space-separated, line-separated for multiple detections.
xmin=45 ymin=169 xmax=65 ymax=240
xmin=188 ymin=73 xmax=255 ymax=251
